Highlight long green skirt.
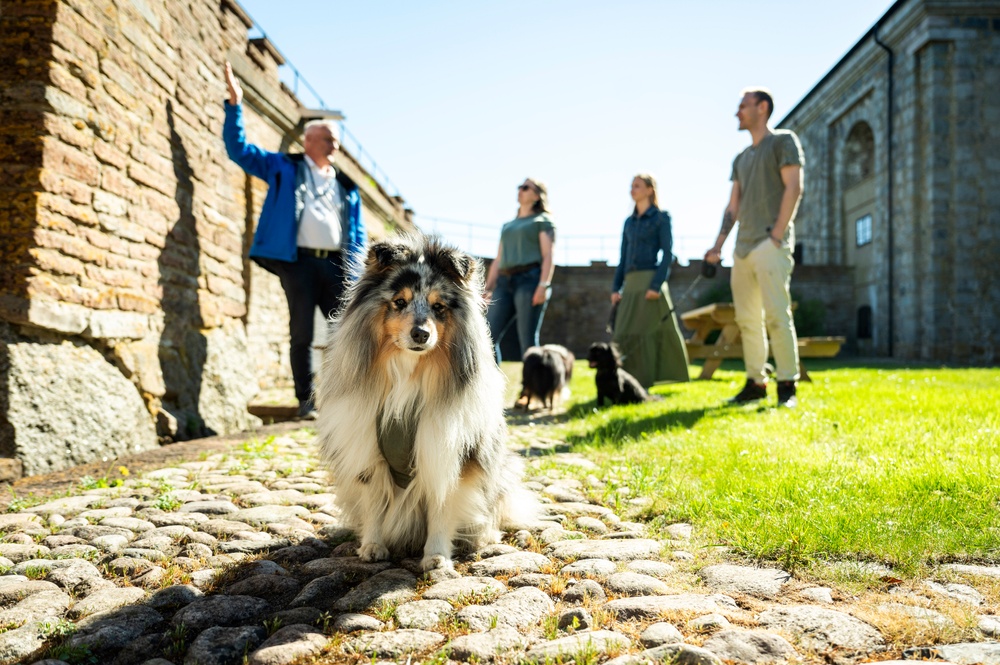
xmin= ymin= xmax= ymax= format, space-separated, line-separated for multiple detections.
xmin=612 ymin=270 xmax=690 ymax=387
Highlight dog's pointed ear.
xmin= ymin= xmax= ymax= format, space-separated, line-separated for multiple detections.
xmin=366 ymin=242 xmax=405 ymax=274
xmin=428 ymin=245 xmax=476 ymax=284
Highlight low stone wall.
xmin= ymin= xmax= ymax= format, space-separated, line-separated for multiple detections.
xmin=536 ymin=261 xmax=853 ymax=359
xmin=532 ymin=261 xmax=853 ymax=357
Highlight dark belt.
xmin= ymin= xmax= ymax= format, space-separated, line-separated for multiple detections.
xmin=298 ymin=247 xmax=340 ymax=259
xmin=498 ymin=262 xmax=540 ymax=276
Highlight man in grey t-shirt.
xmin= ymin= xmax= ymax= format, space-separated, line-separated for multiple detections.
xmin=705 ymin=87 xmax=805 ymax=407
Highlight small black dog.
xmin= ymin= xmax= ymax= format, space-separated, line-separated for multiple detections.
xmin=587 ymin=342 xmax=661 ymax=406
xmin=518 ymin=344 xmax=574 ymax=410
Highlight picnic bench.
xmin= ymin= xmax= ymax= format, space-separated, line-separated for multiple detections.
xmin=681 ymin=302 xmax=844 ymax=381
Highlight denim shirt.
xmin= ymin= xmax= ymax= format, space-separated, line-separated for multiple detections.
xmin=612 ymin=205 xmax=673 ymax=293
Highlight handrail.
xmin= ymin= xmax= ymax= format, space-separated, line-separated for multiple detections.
xmin=239 ymin=5 xmax=401 ymax=198
xmin=414 ymin=214 xmax=715 ymax=266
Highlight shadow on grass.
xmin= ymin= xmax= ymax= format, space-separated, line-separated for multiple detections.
xmin=563 ymin=401 xmax=744 ymax=447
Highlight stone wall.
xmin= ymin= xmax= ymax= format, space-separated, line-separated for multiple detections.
xmin=780 ymin=0 xmax=1000 ymax=363
xmin=533 ymin=261 xmax=852 ymax=360
xmin=0 ymin=0 xmax=411 ymax=478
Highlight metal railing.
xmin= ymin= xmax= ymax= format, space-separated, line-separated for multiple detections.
xmin=414 ymin=214 xmax=716 ymax=267
xmin=242 ymin=9 xmax=401 ymax=198
xmin=336 ymin=124 xmax=401 ymax=198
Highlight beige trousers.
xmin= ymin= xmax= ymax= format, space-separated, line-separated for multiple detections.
xmin=731 ymin=239 xmax=800 ymax=382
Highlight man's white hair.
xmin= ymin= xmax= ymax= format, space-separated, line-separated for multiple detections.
xmin=304 ymin=119 xmax=341 ymax=142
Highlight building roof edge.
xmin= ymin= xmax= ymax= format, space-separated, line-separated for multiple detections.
xmin=777 ymin=0 xmax=911 ymax=127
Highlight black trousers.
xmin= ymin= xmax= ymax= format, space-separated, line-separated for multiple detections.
xmin=256 ymin=250 xmax=345 ymax=404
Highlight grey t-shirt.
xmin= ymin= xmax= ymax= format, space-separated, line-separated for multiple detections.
xmin=730 ymin=130 xmax=805 ymax=258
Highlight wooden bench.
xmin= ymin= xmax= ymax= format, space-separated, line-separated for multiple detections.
xmin=681 ymin=302 xmax=844 ymax=381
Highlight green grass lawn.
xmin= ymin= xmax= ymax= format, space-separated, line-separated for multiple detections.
xmin=505 ymin=359 xmax=1000 ymax=579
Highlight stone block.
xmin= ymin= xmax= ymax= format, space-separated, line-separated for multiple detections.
xmin=0 ymin=329 xmax=157 ymax=476
xmin=198 ymin=321 xmax=261 ymax=435
xmin=26 ymin=297 xmax=90 ymax=334
xmin=0 ymin=459 xmax=24 ymax=483
xmin=87 ymin=310 xmax=149 ymax=339
xmin=93 ymin=190 xmax=128 ymax=216
xmin=41 ymin=137 xmax=99 ymax=186
xmin=93 ymin=139 xmax=128 ymax=169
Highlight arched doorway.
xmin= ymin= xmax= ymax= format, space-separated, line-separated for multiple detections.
xmin=842 ymin=122 xmax=876 ymax=355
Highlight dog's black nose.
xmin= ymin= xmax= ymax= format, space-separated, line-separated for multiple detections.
xmin=410 ymin=327 xmax=430 ymax=344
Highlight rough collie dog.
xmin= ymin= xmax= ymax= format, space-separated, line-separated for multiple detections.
xmin=316 ymin=236 xmax=535 ymax=573
xmin=518 ymin=344 xmax=574 ymax=410
xmin=588 ymin=342 xmax=661 ymax=406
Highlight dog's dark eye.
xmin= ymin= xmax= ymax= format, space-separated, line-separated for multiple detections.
xmin=431 ymin=302 xmax=446 ymax=314
xmin=393 ymin=298 xmax=407 ymax=310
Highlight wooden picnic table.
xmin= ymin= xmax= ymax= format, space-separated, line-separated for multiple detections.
xmin=681 ymin=302 xmax=844 ymax=381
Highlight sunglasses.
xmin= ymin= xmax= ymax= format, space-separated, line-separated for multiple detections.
xmin=518 ymin=184 xmax=535 ymax=192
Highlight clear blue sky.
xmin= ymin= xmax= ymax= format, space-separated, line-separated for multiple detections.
xmin=237 ymin=0 xmax=896 ymax=265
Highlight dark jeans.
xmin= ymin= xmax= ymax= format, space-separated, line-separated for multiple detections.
xmin=486 ymin=266 xmax=550 ymax=362
xmin=256 ymin=250 xmax=345 ymax=404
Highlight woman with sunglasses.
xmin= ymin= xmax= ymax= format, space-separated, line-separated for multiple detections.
xmin=484 ymin=178 xmax=556 ymax=362
xmin=610 ymin=174 xmax=690 ymax=388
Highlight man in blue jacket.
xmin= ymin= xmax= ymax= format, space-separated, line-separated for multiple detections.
xmin=223 ymin=62 xmax=366 ymax=419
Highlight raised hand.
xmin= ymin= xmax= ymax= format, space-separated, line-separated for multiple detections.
xmin=224 ymin=61 xmax=243 ymax=106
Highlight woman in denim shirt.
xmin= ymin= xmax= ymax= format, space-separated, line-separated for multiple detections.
xmin=610 ymin=174 xmax=689 ymax=387
xmin=484 ymin=178 xmax=556 ymax=362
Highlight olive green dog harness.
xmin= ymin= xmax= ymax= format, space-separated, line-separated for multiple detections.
xmin=377 ymin=409 xmax=417 ymax=488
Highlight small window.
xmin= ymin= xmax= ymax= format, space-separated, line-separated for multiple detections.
xmin=855 ymin=214 xmax=873 ymax=247
xmin=857 ymin=305 xmax=873 ymax=339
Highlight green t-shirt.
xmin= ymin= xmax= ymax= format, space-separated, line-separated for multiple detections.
xmin=498 ymin=212 xmax=555 ymax=269
xmin=730 ymin=130 xmax=804 ymax=258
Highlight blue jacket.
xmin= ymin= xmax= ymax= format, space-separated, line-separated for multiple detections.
xmin=612 ymin=205 xmax=674 ymax=293
xmin=222 ymin=103 xmax=366 ymax=269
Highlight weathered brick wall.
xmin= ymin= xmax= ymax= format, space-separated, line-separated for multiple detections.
xmin=781 ymin=0 xmax=1000 ymax=364
xmin=0 ymin=0 xmax=410 ymax=476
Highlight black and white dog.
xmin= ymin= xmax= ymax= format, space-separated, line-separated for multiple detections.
xmin=587 ymin=342 xmax=661 ymax=406
xmin=517 ymin=344 xmax=574 ymax=410
xmin=316 ymin=236 xmax=536 ymax=573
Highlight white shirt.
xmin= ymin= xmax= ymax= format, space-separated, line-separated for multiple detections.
xmin=297 ymin=155 xmax=343 ymax=251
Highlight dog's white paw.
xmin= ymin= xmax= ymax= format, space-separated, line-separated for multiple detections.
xmin=420 ymin=554 xmax=454 ymax=573
xmin=358 ymin=542 xmax=389 ymax=562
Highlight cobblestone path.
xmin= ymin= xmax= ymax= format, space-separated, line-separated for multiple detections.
xmin=1 ymin=423 xmax=997 ymax=665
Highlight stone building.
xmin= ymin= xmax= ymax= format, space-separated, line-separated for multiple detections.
xmin=778 ymin=0 xmax=1000 ymax=363
xmin=0 ymin=0 xmax=411 ymax=478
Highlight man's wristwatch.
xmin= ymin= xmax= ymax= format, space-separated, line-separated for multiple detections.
xmin=539 ymin=282 xmax=551 ymax=288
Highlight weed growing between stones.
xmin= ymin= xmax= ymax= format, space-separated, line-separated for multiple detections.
xmin=541 ymin=614 xmax=560 ymax=640
xmin=153 ymin=493 xmax=182 ymax=511
xmin=163 ymin=622 xmax=188 ymax=661
xmin=262 ymin=616 xmax=283 ymax=636
xmin=38 ymin=618 xmax=97 ymax=665
xmin=450 ymin=587 xmax=505 ymax=609
xmin=5 ymin=490 xmax=47 ymax=512
xmin=23 ymin=564 xmax=48 ymax=580
xmin=432 ymin=613 xmax=471 ymax=639
xmin=45 ymin=643 xmax=98 ymax=665
xmin=78 ymin=464 xmax=131 ymax=490
xmin=422 ymin=648 xmax=452 ymax=665
xmin=371 ymin=598 xmax=399 ymax=624
xmin=157 ymin=563 xmax=192 ymax=588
